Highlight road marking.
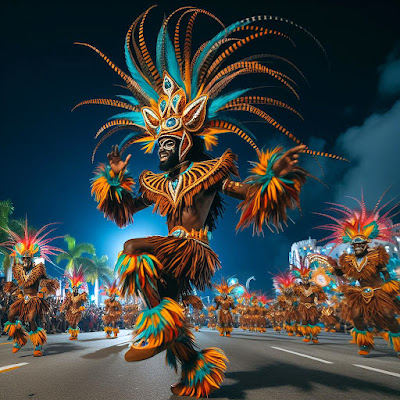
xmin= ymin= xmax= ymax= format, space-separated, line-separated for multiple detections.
xmin=353 ymin=364 xmax=400 ymax=378
xmin=271 ymin=346 xmax=334 ymax=364
xmin=0 ymin=342 xmax=12 ymax=346
xmin=117 ymin=342 xmax=130 ymax=347
xmin=0 ymin=362 xmax=29 ymax=373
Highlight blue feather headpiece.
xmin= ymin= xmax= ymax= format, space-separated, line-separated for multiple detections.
xmin=74 ymin=6 xmax=346 ymax=163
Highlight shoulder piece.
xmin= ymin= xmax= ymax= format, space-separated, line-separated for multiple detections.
xmin=40 ymin=278 xmax=60 ymax=296
xmin=339 ymin=246 xmax=387 ymax=280
xmin=139 ymin=150 xmax=238 ymax=215
xmin=368 ymin=245 xmax=390 ymax=269
xmin=13 ymin=263 xmax=46 ymax=288
xmin=214 ymin=295 xmax=223 ymax=304
xmin=80 ymin=292 xmax=88 ymax=302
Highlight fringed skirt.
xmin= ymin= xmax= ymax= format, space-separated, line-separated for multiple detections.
xmin=218 ymin=309 xmax=233 ymax=327
xmin=148 ymin=235 xmax=220 ymax=293
xmin=298 ymin=303 xmax=320 ymax=323
xmin=65 ymin=308 xmax=84 ymax=327
xmin=103 ymin=310 xmax=122 ymax=325
xmin=10 ymin=295 xmax=50 ymax=323
xmin=284 ymin=307 xmax=299 ymax=323
xmin=341 ymin=286 xmax=400 ymax=330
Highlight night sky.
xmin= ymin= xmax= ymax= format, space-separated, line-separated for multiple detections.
xmin=1 ymin=0 xmax=400 ymax=293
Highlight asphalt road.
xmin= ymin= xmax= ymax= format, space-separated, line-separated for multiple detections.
xmin=1 ymin=328 xmax=399 ymax=400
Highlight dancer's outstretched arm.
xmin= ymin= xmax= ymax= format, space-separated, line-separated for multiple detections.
xmin=91 ymin=145 xmax=151 ymax=227
xmin=223 ymin=145 xmax=305 ymax=201
xmin=222 ymin=145 xmax=308 ymax=234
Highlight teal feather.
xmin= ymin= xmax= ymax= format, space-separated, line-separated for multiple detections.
xmin=134 ymin=298 xmax=181 ymax=342
xmin=155 ymin=24 xmax=165 ymax=76
xmin=118 ymin=131 xmax=143 ymax=149
xmin=364 ymin=221 xmax=379 ymax=239
xmin=191 ymin=20 xmax=251 ymax=98
xmin=208 ymin=89 xmax=249 ymax=118
xmin=124 ymin=42 xmax=159 ymax=100
xmin=164 ymin=29 xmax=185 ymax=89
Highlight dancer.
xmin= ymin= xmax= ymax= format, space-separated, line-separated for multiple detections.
xmin=319 ymin=193 xmax=400 ymax=356
xmin=61 ymin=266 xmax=87 ymax=340
xmin=292 ymin=262 xmax=326 ymax=343
xmin=102 ymin=280 xmax=122 ymax=338
xmin=214 ymin=280 xmax=237 ymax=337
xmin=123 ymin=302 xmax=140 ymax=328
xmin=273 ymin=271 xmax=299 ymax=336
xmin=77 ymin=7 xmax=344 ymax=396
xmin=1 ymin=221 xmax=62 ymax=356
xmin=207 ymin=305 xmax=217 ymax=329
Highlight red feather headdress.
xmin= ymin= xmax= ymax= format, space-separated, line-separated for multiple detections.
xmin=65 ymin=266 xmax=86 ymax=289
xmin=316 ymin=191 xmax=400 ymax=247
xmin=1 ymin=219 xmax=64 ymax=262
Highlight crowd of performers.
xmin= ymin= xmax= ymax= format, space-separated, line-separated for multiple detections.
xmin=0 ymin=6 xmax=399 ymax=399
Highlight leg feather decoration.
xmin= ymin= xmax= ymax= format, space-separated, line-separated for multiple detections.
xmin=308 ymin=324 xmax=321 ymax=337
xmin=352 ymin=329 xmax=374 ymax=351
xmin=134 ymin=298 xmax=185 ymax=348
xmin=115 ymin=252 xmax=162 ymax=307
xmin=29 ymin=328 xmax=47 ymax=346
xmin=4 ymin=321 xmax=28 ymax=348
xmin=236 ymin=147 xmax=307 ymax=234
xmin=381 ymin=280 xmax=400 ymax=295
xmin=388 ymin=331 xmax=400 ymax=352
xmin=175 ymin=348 xmax=228 ymax=398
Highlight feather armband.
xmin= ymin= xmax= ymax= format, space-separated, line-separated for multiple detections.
xmin=237 ymin=147 xmax=307 ymax=234
xmin=381 ymin=280 xmax=400 ymax=295
xmin=3 ymin=281 xmax=18 ymax=294
xmin=40 ymin=278 xmax=60 ymax=296
xmin=91 ymin=164 xmax=136 ymax=228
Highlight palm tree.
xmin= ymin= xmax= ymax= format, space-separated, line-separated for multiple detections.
xmin=0 ymin=200 xmax=16 ymax=279
xmin=56 ymin=235 xmax=95 ymax=274
xmin=83 ymin=255 xmax=114 ymax=306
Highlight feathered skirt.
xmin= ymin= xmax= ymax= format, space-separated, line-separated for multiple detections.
xmin=341 ymin=286 xmax=400 ymax=330
xmin=65 ymin=308 xmax=84 ymax=327
xmin=148 ymin=228 xmax=220 ymax=294
xmin=103 ymin=309 xmax=123 ymax=325
xmin=10 ymin=294 xmax=50 ymax=323
xmin=218 ymin=309 xmax=233 ymax=327
xmin=298 ymin=303 xmax=320 ymax=323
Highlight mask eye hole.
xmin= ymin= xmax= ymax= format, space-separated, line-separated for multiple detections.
xmin=159 ymin=139 xmax=176 ymax=151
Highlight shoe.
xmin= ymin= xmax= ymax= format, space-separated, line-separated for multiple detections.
xmin=12 ymin=342 xmax=22 ymax=353
xmin=358 ymin=345 xmax=370 ymax=356
xmin=124 ymin=342 xmax=166 ymax=362
xmin=33 ymin=345 xmax=43 ymax=357
xmin=226 ymin=333 xmax=231 ymax=337
xmin=312 ymin=339 xmax=319 ymax=344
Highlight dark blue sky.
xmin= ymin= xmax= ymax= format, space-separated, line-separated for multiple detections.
xmin=1 ymin=0 xmax=400 ymax=292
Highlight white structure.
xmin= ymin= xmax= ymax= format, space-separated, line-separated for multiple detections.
xmin=289 ymin=237 xmax=400 ymax=276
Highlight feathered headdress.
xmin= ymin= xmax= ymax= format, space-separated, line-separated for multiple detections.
xmin=100 ymin=279 xmax=121 ymax=297
xmin=0 ymin=219 xmax=64 ymax=262
xmin=316 ymin=191 xmax=400 ymax=246
xmin=291 ymin=255 xmax=314 ymax=280
xmin=65 ymin=266 xmax=86 ymax=289
xmin=74 ymin=6 xmax=346 ymax=163
xmin=213 ymin=278 xmax=241 ymax=295
xmin=272 ymin=271 xmax=295 ymax=289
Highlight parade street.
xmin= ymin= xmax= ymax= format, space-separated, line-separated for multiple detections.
xmin=1 ymin=328 xmax=399 ymax=400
